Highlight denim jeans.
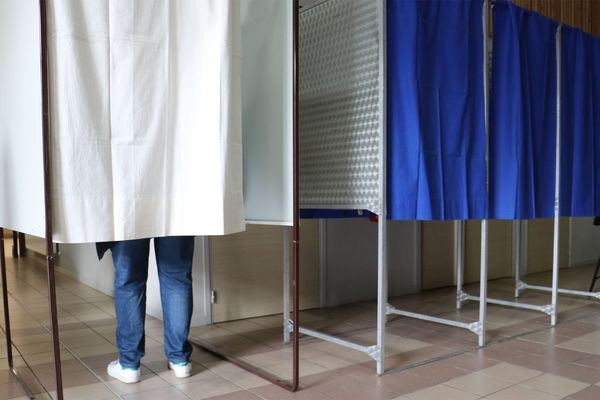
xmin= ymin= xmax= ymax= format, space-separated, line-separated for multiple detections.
xmin=110 ymin=236 xmax=194 ymax=369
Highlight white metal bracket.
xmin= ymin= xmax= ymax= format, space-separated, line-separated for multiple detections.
xmin=516 ymin=280 xmax=527 ymax=292
xmin=457 ymin=290 xmax=469 ymax=303
xmin=541 ymin=304 xmax=555 ymax=316
xmin=385 ymin=304 xmax=394 ymax=315
xmin=366 ymin=345 xmax=381 ymax=362
xmin=284 ymin=319 xmax=294 ymax=334
xmin=467 ymin=321 xmax=483 ymax=336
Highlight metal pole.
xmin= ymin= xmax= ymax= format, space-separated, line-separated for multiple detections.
xmin=18 ymin=233 xmax=26 ymax=257
xmin=0 ymin=228 xmax=13 ymax=368
xmin=39 ymin=1 xmax=63 ymax=398
xmin=513 ymin=220 xmax=522 ymax=298
xmin=375 ymin=0 xmax=388 ymax=376
xmin=283 ymin=227 xmax=291 ymax=344
xmin=478 ymin=0 xmax=490 ymax=347
xmin=455 ymin=221 xmax=465 ymax=309
xmin=291 ymin=0 xmax=300 ymax=390
xmin=479 ymin=221 xmax=488 ymax=347
xmin=12 ymin=231 xmax=18 ymax=258
xmin=551 ymin=24 xmax=562 ymax=327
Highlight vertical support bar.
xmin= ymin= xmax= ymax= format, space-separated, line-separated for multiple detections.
xmin=376 ymin=0 xmax=388 ymax=376
xmin=551 ymin=24 xmax=563 ymax=327
xmin=513 ymin=220 xmax=522 ymax=298
xmin=479 ymin=221 xmax=488 ymax=346
xmin=478 ymin=0 xmax=490 ymax=347
xmin=0 ymin=228 xmax=13 ymax=368
xmin=39 ymin=1 xmax=63 ymax=398
xmin=12 ymin=231 xmax=18 ymax=258
xmin=18 ymin=233 xmax=26 ymax=257
xmin=376 ymin=220 xmax=387 ymax=375
xmin=455 ymin=221 xmax=465 ymax=310
xmin=291 ymin=0 xmax=300 ymax=391
xmin=283 ymin=227 xmax=291 ymax=344
xmin=318 ymin=219 xmax=327 ymax=308
xmin=202 ymin=237 xmax=213 ymax=325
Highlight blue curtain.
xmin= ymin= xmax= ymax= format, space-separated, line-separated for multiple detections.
xmin=489 ymin=1 xmax=558 ymax=219
xmin=560 ymin=26 xmax=600 ymax=217
xmin=387 ymin=0 xmax=486 ymax=221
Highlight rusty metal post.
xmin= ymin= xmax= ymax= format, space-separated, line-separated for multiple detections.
xmin=39 ymin=0 xmax=64 ymax=398
xmin=1 ymin=228 xmax=13 ymax=368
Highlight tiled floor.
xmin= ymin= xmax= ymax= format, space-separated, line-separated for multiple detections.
xmin=1 ymin=242 xmax=600 ymax=399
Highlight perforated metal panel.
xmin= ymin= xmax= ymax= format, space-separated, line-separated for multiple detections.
xmin=299 ymin=0 xmax=382 ymax=214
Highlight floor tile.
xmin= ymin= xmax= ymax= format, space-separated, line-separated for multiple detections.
xmin=483 ymin=385 xmax=562 ymax=400
xmin=564 ymin=384 xmax=600 ymax=400
xmin=405 ymin=384 xmax=479 ymax=400
xmin=176 ymin=375 xmax=242 ymax=400
xmin=520 ymin=373 xmax=589 ymax=397
xmin=444 ymin=371 xmax=513 ymax=396
xmin=477 ymin=362 xmax=542 ymax=384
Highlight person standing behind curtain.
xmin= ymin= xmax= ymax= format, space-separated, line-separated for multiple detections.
xmin=96 ymin=237 xmax=194 ymax=383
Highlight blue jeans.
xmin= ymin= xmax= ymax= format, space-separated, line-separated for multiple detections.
xmin=110 ymin=237 xmax=194 ymax=369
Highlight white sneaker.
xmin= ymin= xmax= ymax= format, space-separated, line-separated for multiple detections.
xmin=107 ymin=360 xmax=141 ymax=384
xmin=168 ymin=361 xmax=192 ymax=378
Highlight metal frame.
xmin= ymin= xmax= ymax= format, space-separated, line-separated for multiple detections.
xmin=458 ymin=24 xmax=568 ymax=327
xmin=0 ymin=1 xmax=64 ymax=399
xmin=389 ymin=0 xmax=491 ymax=348
xmin=515 ymin=26 xmax=600 ymax=303
xmin=283 ymin=0 xmax=389 ymax=375
xmin=192 ymin=0 xmax=302 ymax=391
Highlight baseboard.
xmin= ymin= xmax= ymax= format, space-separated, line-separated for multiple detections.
xmin=569 ymin=259 xmax=598 ymax=269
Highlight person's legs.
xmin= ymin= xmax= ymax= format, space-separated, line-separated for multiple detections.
xmin=111 ymin=239 xmax=151 ymax=369
xmin=154 ymin=236 xmax=194 ymax=365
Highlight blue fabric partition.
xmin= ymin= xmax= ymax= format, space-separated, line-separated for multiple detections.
xmin=489 ymin=1 xmax=558 ymax=219
xmin=560 ymin=26 xmax=600 ymax=217
xmin=387 ymin=0 xmax=487 ymax=220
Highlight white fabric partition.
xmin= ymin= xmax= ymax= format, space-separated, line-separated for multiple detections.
xmin=0 ymin=0 xmax=46 ymax=238
xmin=241 ymin=0 xmax=293 ymax=226
xmin=46 ymin=0 xmax=245 ymax=242
xmin=1 ymin=0 xmax=297 ymax=241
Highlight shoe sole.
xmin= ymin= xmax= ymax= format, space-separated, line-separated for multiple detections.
xmin=168 ymin=365 xmax=192 ymax=379
xmin=107 ymin=368 xmax=140 ymax=384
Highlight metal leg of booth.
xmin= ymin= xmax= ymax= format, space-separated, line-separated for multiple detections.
xmin=192 ymin=0 xmax=301 ymax=391
xmin=1 ymin=228 xmax=13 ymax=369
xmin=40 ymin=1 xmax=64 ymax=397
xmin=283 ymin=227 xmax=291 ymax=345
xmin=456 ymin=221 xmax=465 ymax=310
xmin=18 ymin=233 xmax=26 ymax=257
xmin=590 ymin=257 xmax=600 ymax=292
xmin=1 ymin=229 xmax=40 ymax=399
xmin=12 ymin=231 xmax=18 ymax=258
xmin=192 ymin=223 xmax=298 ymax=392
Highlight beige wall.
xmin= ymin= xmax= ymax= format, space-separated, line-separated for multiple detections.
xmin=464 ymin=220 xmax=514 ymax=284
xmin=421 ymin=221 xmax=454 ymax=290
xmin=211 ymin=221 xmax=320 ymax=323
xmin=526 ymin=218 xmax=570 ymax=274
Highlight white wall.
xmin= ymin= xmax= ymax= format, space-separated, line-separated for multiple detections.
xmin=0 ymin=0 xmax=46 ymax=237
xmin=57 ymin=243 xmax=115 ymax=296
xmin=56 ymin=238 xmax=211 ymax=326
xmin=321 ymin=219 xmax=419 ymax=307
xmin=569 ymin=217 xmax=600 ymax=268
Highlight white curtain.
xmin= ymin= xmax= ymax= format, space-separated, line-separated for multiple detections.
xmin=47 ymin=0 xmax=245 ymax=243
